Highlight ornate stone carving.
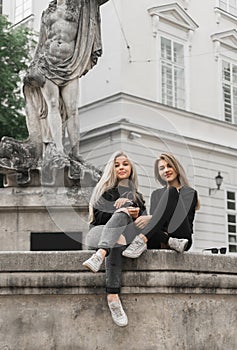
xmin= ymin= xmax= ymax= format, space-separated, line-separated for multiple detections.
xmin=0 ymin=136 xmax=101 ymax=187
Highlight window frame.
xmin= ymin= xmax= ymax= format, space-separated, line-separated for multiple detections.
xmin=221 ymin=59 xmax=237 ymax=124
xmin=226 ymin=189 xmax=237 ymax=254
xmin=14 ymin=0 xmax=32 ymax=24
xmin=158 ymin=33 xmax=188 ymax=110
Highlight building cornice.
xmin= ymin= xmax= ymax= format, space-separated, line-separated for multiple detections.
xmin=79 ymin=92 xmax=237 ymax=134
xmin=80 ymin=108 xmax=237 ymax=158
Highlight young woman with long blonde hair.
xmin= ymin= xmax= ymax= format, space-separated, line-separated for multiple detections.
xmin=82 ymin=151 xmax=146 ymax=327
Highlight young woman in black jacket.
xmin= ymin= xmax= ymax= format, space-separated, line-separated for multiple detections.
xmin=82 ymin=151 xmax=146 ymax=327
xmin=122 ymin=152 xmax=200 ymax=258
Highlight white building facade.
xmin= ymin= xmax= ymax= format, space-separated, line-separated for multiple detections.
xmin=2 ymin=0 xmax=237 ymax=254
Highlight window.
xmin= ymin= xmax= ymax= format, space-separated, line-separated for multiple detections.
xmin=226 ymin=191 xmax=237 ymax=253
xmin=148 ymin=4 xmax=197 ymax=109
xmin=219 ymin=0 xmax=237 ymax=16
xmin=161 ymin=37 xmax=185 ymax=109
xmin=222 ymin=61 xmax=237 ymax=124
xmin=14 ymin=0 xmax=32 ymax=23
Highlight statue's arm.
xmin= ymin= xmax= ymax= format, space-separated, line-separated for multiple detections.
xmin=23 ymin=12 xmax=47 ymax=87
xmin=32 ymin=13 xmax=47 ymax=60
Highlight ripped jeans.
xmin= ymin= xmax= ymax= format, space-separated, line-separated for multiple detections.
xmin=86 ymin=211 xmax=138 ymax=294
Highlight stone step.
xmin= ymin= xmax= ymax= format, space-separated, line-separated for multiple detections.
xmin=0 ymin=250 xmax=235 ymax=273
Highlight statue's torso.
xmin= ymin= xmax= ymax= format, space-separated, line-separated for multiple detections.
xmin=43 ymin=5 xmax=79 ymax=64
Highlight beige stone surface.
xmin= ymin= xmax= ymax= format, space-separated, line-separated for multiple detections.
xmin=0 ymin=293 xmax=236 ymax=350
xmin=0 ymin=187 xmax=89 ymax=251
xmin=0 ymin=251 xmax=236 ymax=350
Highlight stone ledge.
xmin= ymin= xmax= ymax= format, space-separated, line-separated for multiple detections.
xmin=0 ymin=271 xmax=236 ymax=296
xmin=0 ymin=187 xmax=90 ymax=208
xmin=0 ymin=250 xmax=235 ymax=273
xmin=0 ymin=251 xmax=236 ymax=349
xmin=0 ymin=251 xmax=236 ymax=296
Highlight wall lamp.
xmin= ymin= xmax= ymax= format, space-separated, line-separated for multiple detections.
xmin=209 ymin=171 xmax=223 ymax=195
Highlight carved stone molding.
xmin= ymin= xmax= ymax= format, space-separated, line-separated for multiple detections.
xmin=211 ymin=29 xmax=237 ymax=60
xmin=0 ymin=137 xmax=101 ymax=187
xmin=148 ymin=3 xmax=198 ymax=38
xmin=214 ymin=6 xmax=237 ymax=25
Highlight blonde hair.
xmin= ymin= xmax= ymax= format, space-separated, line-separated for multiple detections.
xmin=154 ymin=152 xmax=200 ymax=210
xmin=154 ymin=152 xmax=190 ymax=187
xmin=89 ymin=151 xmax=139 ymax=222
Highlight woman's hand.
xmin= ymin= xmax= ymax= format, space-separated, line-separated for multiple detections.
xmin=114 ymin=198 xmax=132 ymax=209
xmin=127 ymin=207 xmax=140 ymax=219
xmin=134 ymin=215 xmax=152 ymax=229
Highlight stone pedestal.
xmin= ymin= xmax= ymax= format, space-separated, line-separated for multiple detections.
xmin=0 ymin=251 xmax=236 ymax=349
xmin=0 ymin=187 xmax=90 ymax=251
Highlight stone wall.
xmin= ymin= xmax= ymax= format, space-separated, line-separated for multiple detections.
xmin=0 ymin=250 xmax=236 ymax=350
xmin=0 ymin=188 xmax=89 ymax=251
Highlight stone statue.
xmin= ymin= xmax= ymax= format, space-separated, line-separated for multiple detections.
xmin=24 ymin=0 xmax=109 ymax=160
xmin=0 ymin=0 xmax=107 ymax=186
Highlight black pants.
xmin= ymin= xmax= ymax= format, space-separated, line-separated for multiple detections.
xmin=143 ymin=187 xmax=192 ymax=250
xmin=86 ymin=212 xmax=138 ymax=294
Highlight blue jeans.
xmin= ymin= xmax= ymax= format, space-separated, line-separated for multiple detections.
xmin=86 ymin=211 xmax=138 ymax=294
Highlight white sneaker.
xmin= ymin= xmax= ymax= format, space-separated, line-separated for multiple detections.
xmin=82 ymin=252 xmax=104 ymax=272
xmin=168 ymin=237 xmax=188 ymax=253
xmin=122 ymin=235 xmax=147 ymax=258
xmin=108 ymin=299 xmax=128 ymax=327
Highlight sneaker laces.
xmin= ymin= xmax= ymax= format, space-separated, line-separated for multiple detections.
xmin=93 ymin=253 xmax=103 ymax=263
xmin=109 ymin=301 xmax=124 ymax=318
xmin=132 ymin=236 xmax=144 ymax=249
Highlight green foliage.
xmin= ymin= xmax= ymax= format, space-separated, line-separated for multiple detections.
xmin=0 ymin=15 xmax=33 ymax=140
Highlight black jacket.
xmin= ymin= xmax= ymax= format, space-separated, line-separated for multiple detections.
xmin=150 ymin=186 xmax=198 ymax=235
xmin=90 ymin=185 xmax=146 ymax=227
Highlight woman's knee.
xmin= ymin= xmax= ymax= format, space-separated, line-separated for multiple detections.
xmin=85 ymin=226 xmax=104 ymax=248
xmin=108 ymin=211 xmax=131 ymax=227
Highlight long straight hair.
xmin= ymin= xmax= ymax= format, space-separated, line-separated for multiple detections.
xmin=89 ymin=151 xmax=139 ymax=222
xmin=154 ymin=152 xmax=190 ymax=187
xmin=154 ymin=152 xmax=200 ymax=210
